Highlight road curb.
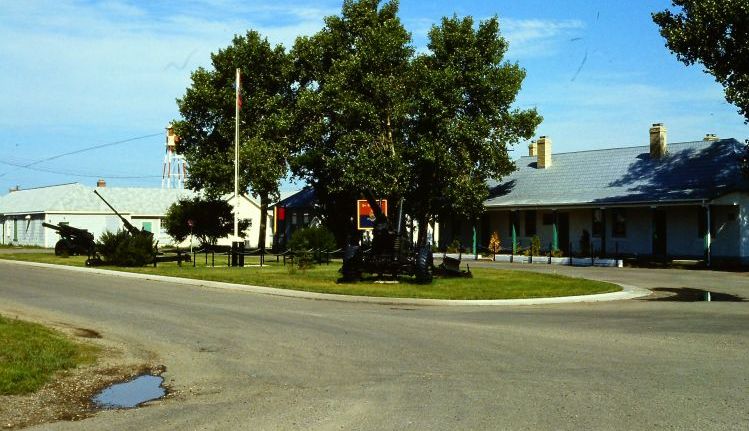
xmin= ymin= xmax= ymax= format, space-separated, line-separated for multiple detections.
xmin=0 ymin=259 xmax=651 ymax=306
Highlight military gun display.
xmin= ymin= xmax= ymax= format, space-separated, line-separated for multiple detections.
xmin=92 ymin=189 xmax=162 ymax=265
xmin=93 ymin=190 xmax=153 ymax=239
xmin=43 ymin=222 xmax=95 ymax=257
xmin=340 ymin=190 xmax=433 ymax=283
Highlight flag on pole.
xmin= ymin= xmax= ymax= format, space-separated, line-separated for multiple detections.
xmin=235 ymin=69 xmax=242 ymax=110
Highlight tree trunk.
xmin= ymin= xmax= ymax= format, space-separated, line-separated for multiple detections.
xmin=258 ymin=192 xmax=269 ymax=252
xmin=416 ymin=213 xmax=430 ymax=248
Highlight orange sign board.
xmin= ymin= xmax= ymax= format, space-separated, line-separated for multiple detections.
xmin=357 ymin=199 xmax=387 ymax=230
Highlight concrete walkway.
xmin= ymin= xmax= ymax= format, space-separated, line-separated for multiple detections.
xmin=455 ymin=259 xmax=748 ymax=298
xmin=0 ymin=259 xmax=649 ymax=306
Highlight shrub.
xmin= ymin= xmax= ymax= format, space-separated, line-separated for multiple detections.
xmin=530 ymin=235 xmax=541 ymax=256
xmin=288 ymin=226 xmax=336 ymax=268
xmin=446 ymin=239 xmax=462 ymax=253
xmin=97 ymin=230 xmax=156 ymax=267
xmin=489 ymin=231 xmax=501 ymax=253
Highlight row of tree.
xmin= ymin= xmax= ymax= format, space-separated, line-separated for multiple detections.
xmin=172 ymin=0 xmax=541 ymax=249
xmin=173 ymin=0 xmax=749 ymax=251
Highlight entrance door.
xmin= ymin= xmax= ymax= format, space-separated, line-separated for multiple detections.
xmin=557 ymin=213 xmax=570 ymax=255
xmin=653 ymin=210 xmax=667 ymax=257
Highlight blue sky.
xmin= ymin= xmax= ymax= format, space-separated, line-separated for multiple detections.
xmin=1 ymin=0 xmax=746 ymax=195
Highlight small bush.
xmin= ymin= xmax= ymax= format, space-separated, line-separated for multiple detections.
xmin=288 ymin=226 xmax=336 ymax=268
xmin=529 ymin=235 xmax=541 ymax=256
xmin=489 ymin=231 xmax=501 ymax=254
xmin=97 ymin=230 xmax=156 ymax=267
xmin=446 ymin=239 xmax=462 ymax=253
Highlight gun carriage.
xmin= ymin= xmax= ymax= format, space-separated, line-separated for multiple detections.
xmin=340 ymin=191 xmax=433 ymax=283
xmin=42 ymin=222 xmax=96 ymax=257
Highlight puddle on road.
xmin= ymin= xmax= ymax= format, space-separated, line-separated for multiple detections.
xmin=644 ymin=287 xmax=745 ymax=302
xmin=92 ymin=374 xmax=166 ymax=409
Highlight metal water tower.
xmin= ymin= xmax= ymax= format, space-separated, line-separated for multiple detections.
xmin=162 ymin=124 xmax=188 ymax=189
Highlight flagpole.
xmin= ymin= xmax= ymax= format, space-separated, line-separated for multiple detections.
xmin=234 ymin=68 xmax=240 ymax=239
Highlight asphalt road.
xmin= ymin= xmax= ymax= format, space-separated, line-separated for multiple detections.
xmin=1 ymin=261 xmax=747 ymax=430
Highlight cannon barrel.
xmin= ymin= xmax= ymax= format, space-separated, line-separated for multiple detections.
xmin=93 ymin=189 xmax=146 ymax=237
xmin=42 ymin=222 xmax=94 ymax=240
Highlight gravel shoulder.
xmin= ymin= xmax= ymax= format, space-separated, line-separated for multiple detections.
xmin=0 ymin=310 xmax=164 ymax=430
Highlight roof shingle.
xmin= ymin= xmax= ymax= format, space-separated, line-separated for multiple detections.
xmin=486 ymin=139 xmax=746 ymax=207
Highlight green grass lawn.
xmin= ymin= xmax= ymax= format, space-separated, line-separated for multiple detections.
xmin=0 ymin=252 xmax=620 ymax=300
xmin=0 ymin=315 xmax=97 ymax=395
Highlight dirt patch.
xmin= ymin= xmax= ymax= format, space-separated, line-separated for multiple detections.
xmin=0 ymin=320 xmax=166 ymax=430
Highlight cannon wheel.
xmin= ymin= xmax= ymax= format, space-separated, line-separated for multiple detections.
xmin=340 ymin=244 xmax=362 ymax=282
xmin=54 ymin=240 xmax=71 ymax=257
xmin=414 ymin=246 xmax=433 ymax=284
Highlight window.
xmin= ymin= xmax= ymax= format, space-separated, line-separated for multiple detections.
xmin=524 ymin=210 xmax=537 ymax=236
xmin=542 ymin=213 xmax=554 ymax=225
xmin=141 ymin=222 xmax=152 ymax=232
xmin=612 ymin=209 xmax=626 ymax=238
xmin=291 ymin=212 xmax=298 ymax=225
xmin=303 ymin=213 xmax=310 ymax=224
xmin=592 ymin=209 xmax=603 ymax=237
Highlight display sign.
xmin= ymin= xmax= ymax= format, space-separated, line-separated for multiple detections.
xmin=357 ymin=199 xmax=387 ymax=230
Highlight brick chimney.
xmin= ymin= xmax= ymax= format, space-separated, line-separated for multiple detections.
xmin=537 ymin=136 xmax=552 ymax=168
xmin=703 ymin=133 xmax=719 ymax=142
xmin=96 ymin=179 xmax=106 ymax=188
xmin=649 ymin=123 xmax=667 ymax=159
xmin=528 ymin=140 xmax=538 ymax=157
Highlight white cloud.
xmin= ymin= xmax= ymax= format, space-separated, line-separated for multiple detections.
xmin=502 ymin=18 xmax=585 ymax=58
xmin=0 ymin=1 xmax=332 ymax=130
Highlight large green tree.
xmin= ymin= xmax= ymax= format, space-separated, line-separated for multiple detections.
xmin=653 ymin=0 xmax=749 ymax=122
xmin=289 ymin=0 xmax=413 ymax=243
xmin=174 ymin=31 xmax=291 ymax=251
xmin=404 ymin=16 xmax=541 ymax=244
xmin=290 ymin=1 xmax=540 ymax=246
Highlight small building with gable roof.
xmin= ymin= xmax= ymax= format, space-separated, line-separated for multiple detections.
xmin=0 ymin=182 xmax=272 ymax=249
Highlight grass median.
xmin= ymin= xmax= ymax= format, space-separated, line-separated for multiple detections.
xmin=0 ymin=252 xmax=620 ymax=300
xmin=0 ymin=315 xmax=97 ymax=395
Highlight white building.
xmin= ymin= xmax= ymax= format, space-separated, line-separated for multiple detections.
xmin=441 ymin=126 xmax=749 ymax=266
xmin=0 ymin=182 xmax=272 ymax=249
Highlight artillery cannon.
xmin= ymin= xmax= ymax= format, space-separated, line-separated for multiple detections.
xmin=93 ymin=190 xmax=153 ymax=240
xmin=340 ymin=191 xmax=433 ymax=283
xmin=42 ymin=222 xmax=95 ymax=257
xmin=92 ymin=189 xmax=159 ymax=265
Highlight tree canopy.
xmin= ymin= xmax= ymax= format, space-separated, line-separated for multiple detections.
xmin=404 ymin=16 xmax=541 ymax=240
xmin=288 ymin=0 xmax=414 ymax=242
xmin=173 ymin=30 xmax=291 ymax=250
xmin=653 ymin=0 xmax=749 ymax=122
xmin=176 ymin=0 xmax=541 ymax=247
xmin=163 ymin=196 xmax=249 ymax=247
xmin=289 ymin=1 xmax=539 ymax=245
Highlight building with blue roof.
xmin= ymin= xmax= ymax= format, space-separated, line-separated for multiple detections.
xmin=442 ymin=124 xmax=749 ymax=265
